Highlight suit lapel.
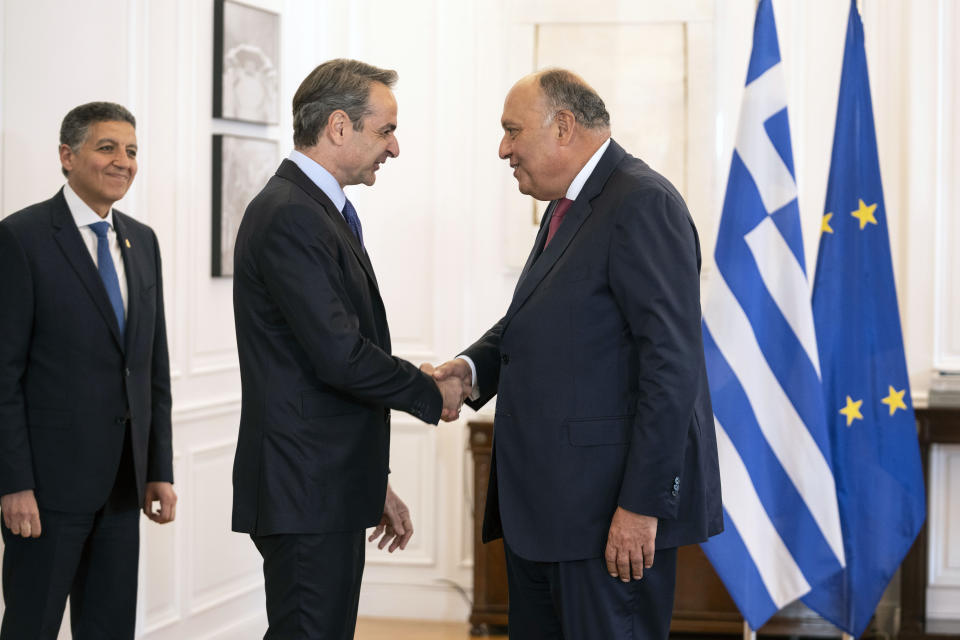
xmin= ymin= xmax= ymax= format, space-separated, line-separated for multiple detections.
xmin=502 ymin=140 xmax=627 ymax=327
xmin=114 ymin=212 xmax=138 ymax=355
xmin=512 ymin=200 xmax=553 ymax=295
xmin=50 ymin=190 xmax=125 ymax=350
xmin=276 ymin=160 xmax=381 ymax=295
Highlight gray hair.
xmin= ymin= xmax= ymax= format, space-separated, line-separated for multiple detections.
xmin=292 ymin=58 xmax=398 ymax=148
xmin=59 ymin=102 xmax=136 ymax=177
xmin=537 ymin=69 xmax=610 ymax=130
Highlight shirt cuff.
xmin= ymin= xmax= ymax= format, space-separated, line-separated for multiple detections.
xmin=456 ymin=355 xmax=480 ymax=401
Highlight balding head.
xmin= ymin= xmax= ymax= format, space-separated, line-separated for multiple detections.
xmin=498 ymin=69 xmax=611 ymax=200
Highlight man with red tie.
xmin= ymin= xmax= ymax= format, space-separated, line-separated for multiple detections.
xmin=433 ymin=70 xmax=723 ymax=639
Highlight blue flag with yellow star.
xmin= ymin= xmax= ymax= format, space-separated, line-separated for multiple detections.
xmin=804 ymin=2 xmax=926 ymax=636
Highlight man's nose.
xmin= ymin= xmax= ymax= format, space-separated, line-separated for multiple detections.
xmin=498 ymin=136 xmax=510 ymax=160
xmin=113 ymin=150 xmax=132 ymax=167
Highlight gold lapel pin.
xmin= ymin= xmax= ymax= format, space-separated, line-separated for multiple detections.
xmin=125 ymin=238 xmax=132 ymax=248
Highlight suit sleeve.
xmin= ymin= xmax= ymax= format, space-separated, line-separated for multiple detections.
xmin=0 ymin=224 xmax=36 ymax=495
xmin=462 ymin=317 xmax=506 ymax=411
xmin=146 ymin=230 xmax=174 ymax=483
xmin=259 ymin=204 xmax=443 ymax=423
xmin=609 ymin=188 xmax=702 ymax=520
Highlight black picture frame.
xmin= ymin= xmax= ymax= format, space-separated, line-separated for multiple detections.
xmin=213 ymin=0 xmax=280 ymax=124
xmin=211 ymin=134 xmax=279 ymax=277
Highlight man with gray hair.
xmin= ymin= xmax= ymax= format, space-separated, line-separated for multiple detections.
xmin=431 ymin=69 xmax=723 ymax=638
xmin=0 ymin=101 xmax=176 ymax=638
xmin=231 ymin=59 xmax=467 ymax=639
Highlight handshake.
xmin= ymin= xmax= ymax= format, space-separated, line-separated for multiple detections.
xmin=420 ymin=358 xmax=473 ymax=422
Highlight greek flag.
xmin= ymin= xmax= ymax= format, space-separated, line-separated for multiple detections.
xmin=700 ymin=0 xmax=845 ymax=629
xmin=802 ymin=2 xmax=926 ymax=635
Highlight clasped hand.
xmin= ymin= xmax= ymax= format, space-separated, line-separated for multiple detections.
xmin=420 ymin=359 xmax=472 ymax=422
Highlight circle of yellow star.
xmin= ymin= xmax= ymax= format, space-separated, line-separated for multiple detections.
xmin=821 ymin=213 xmax=834 ymax=234
xmin=881 ymin=386 xmax=908 ymax=416
xmin=839 ymin=395 xmax=863 ymax=427
xmin=851 ymin=199 xmax=878 ymax=230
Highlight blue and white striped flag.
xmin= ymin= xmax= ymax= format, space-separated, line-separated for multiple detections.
xmin=700 ymin=0 xmax=846 ymax=629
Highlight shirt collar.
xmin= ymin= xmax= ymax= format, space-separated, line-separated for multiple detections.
xmin=63 ymin=182 xmax=114 ymax=229
xmin=565 ymin=138 xmax=611 ymax=201
xmin=289 ymin=149 xmax=347 ymax=213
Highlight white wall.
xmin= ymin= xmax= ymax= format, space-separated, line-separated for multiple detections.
xmin=1 ymin=0 xmax=958 ymax=636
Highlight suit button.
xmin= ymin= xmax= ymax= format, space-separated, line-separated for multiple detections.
xmin=115 ymin=417 xmax=126 ymax=425
xmin=124 ymin=367 xmax=131 ymax=377
xmin=671 ymin=490 xmax=678 ymax=497
xmin=501 ymin=354 xmax=510 ymax=365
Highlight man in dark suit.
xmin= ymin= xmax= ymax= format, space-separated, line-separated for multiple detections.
xmin=0 ymin=102 xmax=176 ymax=639
xmin=433 ymin=70 xmax=723 ymax=639
xmin=231 ymin=59 xmax=465 ymax=640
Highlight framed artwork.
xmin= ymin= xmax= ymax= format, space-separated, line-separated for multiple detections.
xmin=211 ymin=134 xmax=278 ymax=277
xmin=213 ymin=0 xmax=280 ymax=124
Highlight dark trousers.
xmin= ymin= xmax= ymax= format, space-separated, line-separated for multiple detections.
xmin=504 ymin=541 xmax=678 ymax=640
xmin=0 ymin=432 xmax=140 ymax=640
xmin=252 ymin=530 xmax=366 ymax=640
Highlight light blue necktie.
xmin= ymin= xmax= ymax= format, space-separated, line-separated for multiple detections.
xmin=88 ymin=221 xmax=125 ymax=336
xmin=342 ymin=199 xmax=364 ymax=249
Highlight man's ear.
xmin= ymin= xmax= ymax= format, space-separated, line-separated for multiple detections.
xmin=326 ymin=110 xmax=349 ymax=145
xmin=554 ymin=109 xmax=575 ymax=145
xmin=59 ymin=143 xmax=74 ymax=173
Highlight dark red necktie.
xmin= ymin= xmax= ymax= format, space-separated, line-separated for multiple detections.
xmin=544 ymin=198 xmax=573 ymax=248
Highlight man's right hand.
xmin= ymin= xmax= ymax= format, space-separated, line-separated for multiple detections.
xmin=432 ymin=358 xmax=473 ymax=391
xmin=422 ymin=361 xmax=472 ymax=421
xmin=1 ymin=489 xmax=41 ymax=538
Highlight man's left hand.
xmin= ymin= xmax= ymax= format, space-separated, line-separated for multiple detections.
xmin=368 ymin=483 xmax=413 ymax=552
xmin=143 ymin=481 xmax=177 ymax=524
xmin=604 ymin=507 xmax=657 ymax=582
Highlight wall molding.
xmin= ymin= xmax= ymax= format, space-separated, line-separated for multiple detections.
xmin=187 ymin=440 xmax=261 ymax=615
xmin=139 ymin=453 xmax=185 ymax=634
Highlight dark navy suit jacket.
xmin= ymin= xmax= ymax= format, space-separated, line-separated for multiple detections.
xmin=0 ymin=189 xmax=173 ymax=513
xmin=231 ymin=160 xmax=443 ymax=536
xmin=464 ymin=140 xmax=723 ymax=562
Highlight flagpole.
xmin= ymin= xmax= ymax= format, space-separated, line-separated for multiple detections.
xmin=742 ymin=622 xmax=756 ymax=640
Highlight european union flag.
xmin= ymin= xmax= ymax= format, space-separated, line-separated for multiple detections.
xmin=700 ymin=0 xmax=845 ymax=629
xmin=803 ymin=2 xmax=926 ymax=636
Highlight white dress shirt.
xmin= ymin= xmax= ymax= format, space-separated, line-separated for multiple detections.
xmin=288 ymin=149 xmax=349 ymax=217
xmin=459 ymin=138 xmax=612 ymax=397
xmin=63 ymin=183 xmax=129 ymax=316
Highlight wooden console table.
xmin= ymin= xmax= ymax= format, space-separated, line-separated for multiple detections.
xmin=467 ymin=418 xmax=845 ymax=637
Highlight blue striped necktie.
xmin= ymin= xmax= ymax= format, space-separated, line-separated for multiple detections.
xmin=342 ymin=199 xmax=364 ymax=249
xmin=88 ymin=221 xmax=125 ymax=336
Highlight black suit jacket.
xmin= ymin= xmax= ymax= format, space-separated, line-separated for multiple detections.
xmin=231 ymin=159 xmax=443 ymax=536
xmin=464 ymin=140 xmax=723 ymax=562
xmin=0 ymin=190 xmax=173 ymax=513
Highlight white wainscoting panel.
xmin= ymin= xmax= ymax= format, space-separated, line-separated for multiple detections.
xmin=366 ymin=420 xmax=438 ymax=567
xmin=139 ymin=455 xmax=184 ymax=634
xmin=928 ymin=444 xmax=960 ymax=619
xmin=188 ymin=440 xmax=261 ymax=615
